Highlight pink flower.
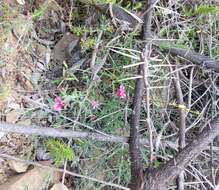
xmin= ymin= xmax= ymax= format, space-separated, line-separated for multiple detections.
xmin=115 ymin=85 xmax=126 ymax=99
xmin=53 ymin=96 xmax=64 ymax=112
xmin=90 ymin=100 xmax=99 ymax=110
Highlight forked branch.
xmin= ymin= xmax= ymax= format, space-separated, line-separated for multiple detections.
xmin=144 ymin=116 xmax=219 ymax=190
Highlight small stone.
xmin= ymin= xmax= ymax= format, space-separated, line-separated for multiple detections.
xmin=52 ymin=33 xmax=79 ymax=62
xmin=50 ymin=183 xmax=69 ymax=190
xmin=8 ymin=160 xmax=29 ymax=173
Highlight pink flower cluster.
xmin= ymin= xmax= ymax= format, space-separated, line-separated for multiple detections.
xmin=115 ymin=85 xmax=126 ymax=99
xmin=53 ymin=96 xmax=64 ymax=112
xmin=53 ymin=85 xmax=126 ymax=112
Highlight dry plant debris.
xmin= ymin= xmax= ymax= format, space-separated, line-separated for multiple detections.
xmin=0 ymin=0 xmax=219 ymax=189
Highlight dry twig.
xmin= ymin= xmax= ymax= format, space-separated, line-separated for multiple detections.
xmin=141 ymin=45 xmax=154 ymax=167
xmin=168 ymin=48 xmax=219 ymax=73
xmin=171 ymin=65 xmax=186 ymax=190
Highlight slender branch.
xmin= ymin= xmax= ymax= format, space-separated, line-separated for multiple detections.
xmin=0 ymin=122 xmax=160 ymax=146
xmin=90 ymin=31 xmax=103 ymax=69
xmin=171 ymin=65 xmax=186 ymax=190
xmin=144 ymin=115 xmax=219 ymax=190
xmin=142 ymin=46 xmax=154 ymax=167
xmin=129 ymin=1 xmax=155 ymax=189
xmin=0 ymin=122 xmax=128 ymax=143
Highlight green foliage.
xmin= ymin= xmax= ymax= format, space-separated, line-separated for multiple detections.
xmin=80 ymin=38 xmax=96 ymax=51
xmin=181 ymin=6 xmax=194 ymax=18
xmin=154 ymin=160 xmax=161 ymax=168
xmin=72 ymin=25 xmax=112 ymax=39
xmin=132 ymin=2 xmax=143 ymax=11
xmin=79 ymin=0 xmax=116 ymax=5
xmin=125 ymin=1 xmax=143 ymax=11
xmin=156 ymin=41 xmax=188 ymax=50
xmin=182 ymin=4 xmax=219 ymax=17
xmin=62 ymin=90 xmax=85 ymax=103
xmin=113 ymin=148 xmax=131 ymax=184
xmin=46 ymin=139 xmax=75 ymax=166
xmin=195 ymin=4 xmax=219 ymax=15
xmin=96 ymin=0 xmax=117 ymax=4
xmin=95 ymin=98 xmax=126 ymax=133
xmin=71 ymin=26 xmax=85 ymax=37
xmin=32 ymin=3 xmax=49 ymax=19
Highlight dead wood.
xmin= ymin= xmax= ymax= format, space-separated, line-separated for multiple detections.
xmin=143 ymin=115 xmax=219 ymax=190
xmin=0 ymin=122 xmax=133 ymax=144
xmin=129 ymin=0 xmax=155 ymax=189
xmin=168 ymin=48 xmax=219 ymax=73
xmin=95 ymin=4 xmax=140 ymax=27
xmin=129 ymin=67 xmax=145 ymax=190
xmin=171 ymin=66 xmax=186 ymax=190
xmin=95 ymin=3 xmax=219 ymax=73
xmin=0 ymin=122 xmax=180 ymax=150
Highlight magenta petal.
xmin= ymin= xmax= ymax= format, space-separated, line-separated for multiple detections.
xmin=119 ymin=85 xmax=125 ymax=90
xmin=115 ymin=91 xmax=121 ymax=97
xmin=54 ymin=104 xmax=62 ymax=112
xmin=53 ymin=96 xmax=65 ymax=112
xmin=91 ymin=100 xmax=99 ymax=109
xmin=55 ymin=96 xmax=62 ymax=103
xmin=115 ymin=85 xmax=126 ymax=99
xmin=121 ymin=93 xmax=126 ymax=98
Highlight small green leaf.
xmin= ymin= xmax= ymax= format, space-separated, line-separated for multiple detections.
xmin=32 ymin=5 xmax=48 ymax=19
xmin=157 ymin=41 xmax=187 ymax=50
xmin=154 ymin=160 xmax=161 ymax=168
xmin=195 ymin=4 xmax=219 ymax=15
xmin=46 ymin=139 xmax=74 ymax=166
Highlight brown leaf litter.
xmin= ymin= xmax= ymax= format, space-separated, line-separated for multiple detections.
xmin=0 ymin=2 xmax=38 ymax=185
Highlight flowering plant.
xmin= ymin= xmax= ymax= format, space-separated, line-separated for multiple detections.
xmin=53 ymin=97 xmax=65 ymax=112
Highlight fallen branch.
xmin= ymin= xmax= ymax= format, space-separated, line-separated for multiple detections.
xmin=168 ymin=48 xmax=219 ymax=73
xmin=0 ymin=122 xmax=180 ymax=151
xmin=0 ymin=122 xmax=129 ymax=143
xmin=150 ymin=39 xmax=219 ymax=73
